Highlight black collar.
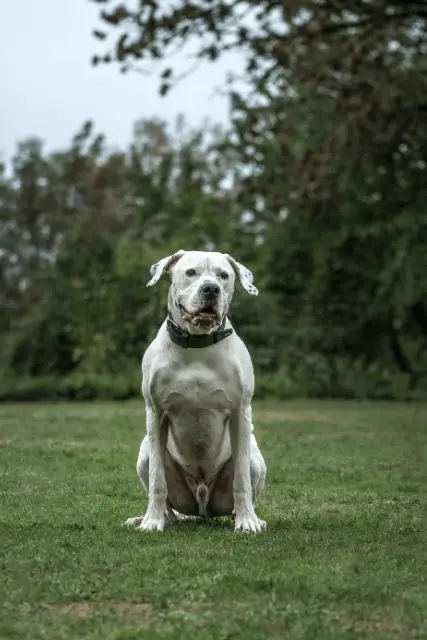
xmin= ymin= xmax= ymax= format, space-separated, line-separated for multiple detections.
xmin=166 ymin=313 xmax=233 ymax=349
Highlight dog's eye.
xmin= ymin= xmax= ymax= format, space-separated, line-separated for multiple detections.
xmin=219 ymin=272 xmax=229 ymax=280
xmin=185 ymin=269 xmax=197 ymax=277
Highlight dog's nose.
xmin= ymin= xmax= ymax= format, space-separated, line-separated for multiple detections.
xmin=201 ymin=282 xmax=220 ymax=297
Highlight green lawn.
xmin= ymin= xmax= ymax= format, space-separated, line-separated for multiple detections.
xmin=1 ymin=400 xmax=427 ymax=640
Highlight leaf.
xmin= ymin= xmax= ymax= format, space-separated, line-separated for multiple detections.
xmin=92 ymin=29 xmax=107 ymax=40
xmin=161 ymin=67 xmax=172 ymax=79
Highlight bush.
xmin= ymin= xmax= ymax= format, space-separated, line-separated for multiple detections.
xmin=0 ymin=372 xmax=140 ymax=403
xmin=1 ymin=356 xmax=423 ymax=403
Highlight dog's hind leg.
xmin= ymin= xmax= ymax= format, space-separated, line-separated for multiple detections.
xmin=231 ymin=430 xmax=266 ymax=526
xmin=250 ymin=433 xmax=266 ymax=502
xmin=239 ymin=407 xmax=266 ymax=502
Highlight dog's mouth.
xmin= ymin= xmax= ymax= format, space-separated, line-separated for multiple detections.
xmin=178 ymin=304 xmax=221 ymax=329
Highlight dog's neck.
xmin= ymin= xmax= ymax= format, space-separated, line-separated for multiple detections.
xmin=166 ymin=313 xmax=233 ymax=349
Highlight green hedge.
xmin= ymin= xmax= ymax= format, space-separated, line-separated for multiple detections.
xmin=1 ymin=367 xmax=426 ymax=403
xmin=0 ymin=373 xmax=140 ymax=402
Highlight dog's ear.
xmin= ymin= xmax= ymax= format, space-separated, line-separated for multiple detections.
xmin=146 ymin=250 xmax=186 ymax=287
xmin=225 ymin=255 xmax=258 ymax=296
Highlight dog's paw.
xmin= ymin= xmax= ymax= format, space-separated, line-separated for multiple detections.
xmin=123 ymin=516 xmax=144 ymax=528
xmin=124 ymin=507 xmax=177 ymax=531
xmin=137 ymin=514 xmax=166 ymax=532
xmin=234 ymin=512 xmax=266 ymax=534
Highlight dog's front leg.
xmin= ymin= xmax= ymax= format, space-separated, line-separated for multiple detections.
xmin=230 ymin=404 xmax=266 ymax=534
xmin=137 ymin=405 xmax=168 ymax=532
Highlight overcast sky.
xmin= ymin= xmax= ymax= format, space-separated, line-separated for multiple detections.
xmin=1 ymin=1 xmax=244 ymax=159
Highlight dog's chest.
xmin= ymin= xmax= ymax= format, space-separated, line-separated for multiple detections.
xmin=154 ymin=360 xmax=234 ymax=471
xmin=155 ymin=360 xmax=236 ymax=412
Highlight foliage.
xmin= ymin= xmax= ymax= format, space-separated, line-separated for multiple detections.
xmin=1 ymin=1 xmax=427 ymax=399
xmin=91 ymin=0 xmax=427 ymax=194
xmin=1 ymin=118 xmax=258 ymax=383
xmin=88 ymin=0 xmax=427 ymax=396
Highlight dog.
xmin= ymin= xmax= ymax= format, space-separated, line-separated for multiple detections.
xmin=124 ymin=250 xmax=267 ymax=534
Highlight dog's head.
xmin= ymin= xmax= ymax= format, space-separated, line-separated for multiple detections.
xmin=147 ymin=250 xmax=258 ymax=334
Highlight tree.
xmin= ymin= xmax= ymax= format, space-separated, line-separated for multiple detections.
xmin=6 ymin=116 xmax=270 ymax=379
xmin=2 ymin=2 xmax=427 ymax=399
xmin=90 ymin=0 xmax=427 ymax=194
xmin=90 ymin=0 xmax=427 ymax=393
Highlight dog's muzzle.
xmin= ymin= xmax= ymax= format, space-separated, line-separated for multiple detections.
xmin=178 ymin=281 xmax=223 ymax=330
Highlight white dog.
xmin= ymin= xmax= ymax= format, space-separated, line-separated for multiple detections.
xmin=125 ymin=250 xmax=267 ymax=534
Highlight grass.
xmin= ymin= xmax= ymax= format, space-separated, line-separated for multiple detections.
xmin=1 ymin=400 xmax=427 ymax=640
